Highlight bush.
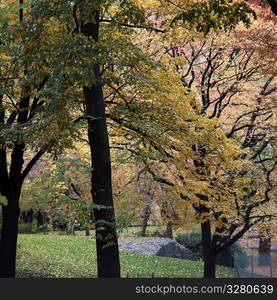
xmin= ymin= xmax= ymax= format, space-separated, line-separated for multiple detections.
xmin=175 ymin=232 xmax=203 ymax=258
xmin=18 ymin=220 xmax=38 ymax=234
xmin=175 ymin=232 xmax=247 ymax=262
xmin=150 ymin=229 xmax=164 ymax=237
xmin=134 ymin=227 xmax=164 ymax=237
xmin=18 ymin=223 xmax=31 ymax=234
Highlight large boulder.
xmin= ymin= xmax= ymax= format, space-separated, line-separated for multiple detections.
xmin=119 ymin=237 xmax=196 ymax=260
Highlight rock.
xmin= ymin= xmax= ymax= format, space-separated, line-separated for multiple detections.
xmin=119 ymin=237 xmax=196 ymax=260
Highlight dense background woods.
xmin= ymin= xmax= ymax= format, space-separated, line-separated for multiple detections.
xmin=0 ymin=0 xmax=276 ymax=278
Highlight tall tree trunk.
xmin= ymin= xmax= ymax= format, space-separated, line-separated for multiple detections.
xmin=67 ymin=214 xmax=75 ymax=236
xmin=213 ymin=219 xmax=234 ymax=268
xmin=85 ymin=227 xmax=90 ymax=236
xmin=163 ymin=222 xmax=173 ymax=239
xmin=201 ymin=219 xmax=216 ymax=278
xmin=0 ymin=142 xmax=24 ymax=278
xmin=0 ymin=1 xmax=46 ymax=278
xmin=198 ymin=200 xmax=216 ymax=278
xmin=80 ymin=9 xmax=120 ymax=278
xmin=141 ymin=205 xmax=151 ymax=236
xmin=0 ymin=189 xmax=21 ymax=278
xmin=42 ymin=211 xmax=48 ymax=234
xmin=160 ymin=202 xmax=173 ymax=239
xmin=216 ymin=245 xmax=233 ymax=268
xmin=193 ymin=148 xmax=216 ymax=277
xmin=258 ymin=224 xmax=271 ymax=266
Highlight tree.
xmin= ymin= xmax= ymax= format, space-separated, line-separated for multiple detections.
xmin=160 ymin=4 xmax=277 ymax=276
xmin=20 ymin=152 xmax=93 ymax=235
xmin=101 ymin=1 xmax=276 ymax=278
xmin=0 ymin=0 xmax=261 ymax=278
xmin=0 ymin=0 xmax=81 ymax=277
xmin=77 ymin=2 xmax=121 ymax=277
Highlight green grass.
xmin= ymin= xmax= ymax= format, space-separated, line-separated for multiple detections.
xmin=16 ymin=234 xmax=234 ymax=278
xmin=74 ymin=226 xmax=163 ymax=238
xmin=74 ymin=225 xmax=200 ymax=239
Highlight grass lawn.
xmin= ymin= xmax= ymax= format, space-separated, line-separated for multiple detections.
xmin=16 ymin=234 xmax=234 ymax=278
xmin=74 ymin=225 xmax=201 ymax=239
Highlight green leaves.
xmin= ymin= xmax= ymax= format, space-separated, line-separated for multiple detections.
xmin=172 ymin=0 xmax=256 ymax=34
xmin=0 ymin=194 xmax=8 ymax=206
xmin=113 ymin=1 xmax=146 ymax=25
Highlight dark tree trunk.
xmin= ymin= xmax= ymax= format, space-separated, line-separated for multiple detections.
xmin=197 ymin=198 xmax=216 ymax=278
xmin=163 ymin=222 xmax=173 ymax=239
xmin=196 ymin=192 xmax=217 ymax=278
xmin=0 ymin=190 xmax=21 ymax=278
xmin=0 ymin=1 xmax=47 ymax=278
xmin=141 ymin=205 xmax=151 ymax=236
xmin=80 ymin=9 xmax=120 ymax=278
xmin=258 ymin=225 xmax=271 ymax=266
xmin=201 ymin=219 xmax=216 ymax=278
xmin=37 ymin=210 xmax=43 ymax=228
xmin=42 ymin=211 xmax=47 ymax=234
xmin=0 ymin=142 xmax=24 ymax=278
xmin=26 ymin=209 xmax=34 ymax=223
xmin=67 ymin=215 xmax=75 ymax=236
xmin=216 ymin=245 xmax=233 ymax=268
xmin=267 ymin=0 xmax=277 ymax=15
xmin=160 ymin=202 xmax=173 ymax=239
xmin=193 ymin=148 xmax=216 ymax=277
xmin=213 ymin=219 xmax=234 ymax=268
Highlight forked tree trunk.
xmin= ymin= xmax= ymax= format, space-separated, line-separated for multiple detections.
xmin=80 ymin=9 xmax=120 ymax=278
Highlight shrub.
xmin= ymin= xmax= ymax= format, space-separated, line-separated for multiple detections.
xmin=175 ymin=232 xmax=247 ymax=262
xmin=134 ymin=227 xmax=164 ymax=237
xmin=18 ymin=223 xmax=31 ymax=234
xmin=175 ymin=232 xmax=203 ymax=258
xmin=18 ymin=220 xmax=38 ymax=234
xmin=150 ymin=229 xmax=164 ymax=237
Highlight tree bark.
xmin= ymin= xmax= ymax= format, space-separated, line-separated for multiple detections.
xmin=201 ymin=218 xmax=216 ymax=278
xmin=0 ymin=141 xmax=24 ymax=278
xmin=141 ymin=205 xmax=151 ymax=236
xmin=216 ymin=245 xmax=233 ymax=268
xmin=42 ymin=211 xmax=48 ymax=234
xmin=160 ymin=202 xmax=173 ymax=239
xmin=0 ymin=1 xmax=48 ymax=278
xmin=0 ymin=190 xmax=21 ymax=278
xmin=258 ymin=225 xmax=271 ymax=266
xmin=80 ymin=9 xmax=120 ymax=278
xmin=198 ymin=199 xmax=216 ymax=278
xmin=163 ymin=222 xmax=173 ymax=239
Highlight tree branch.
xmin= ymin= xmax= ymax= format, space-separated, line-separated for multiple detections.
xmin=20 ymin=149 xmax=47 ymax=184
xmin=267 ymin=0 xmax=277 ymax=15
xmin=99 ymin=19 xmax=166 ymax=33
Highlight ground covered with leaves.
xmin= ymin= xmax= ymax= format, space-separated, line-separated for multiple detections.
xmin=16 ymin=234 xmax=233 ymax=278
